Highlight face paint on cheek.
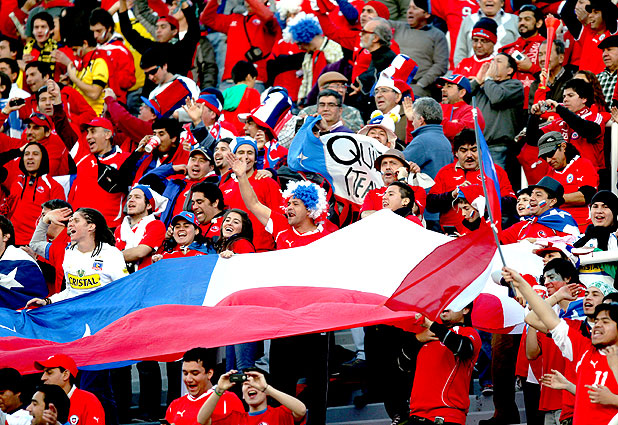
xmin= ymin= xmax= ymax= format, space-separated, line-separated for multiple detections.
xmin=539 ymin=200 xmax=547 ymax=208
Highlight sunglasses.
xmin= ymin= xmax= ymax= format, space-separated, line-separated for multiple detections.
xmin=145 ymin=66 xmax=160 ymax=77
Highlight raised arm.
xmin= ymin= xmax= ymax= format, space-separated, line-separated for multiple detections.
xmin=245 ymin=371 xmax=307 ymax=420
xmin=225 ymin=152 xmax=272 ymax=227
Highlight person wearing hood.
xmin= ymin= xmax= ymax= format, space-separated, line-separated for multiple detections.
xmin=0 ymin=142 xmax=65 ymax=245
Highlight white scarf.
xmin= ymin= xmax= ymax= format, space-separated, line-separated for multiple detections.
xmin=119 ymin=215 xmax=156 ymax=249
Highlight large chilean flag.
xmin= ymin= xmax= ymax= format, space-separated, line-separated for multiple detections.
xmin=0 ymin=211 xmax=541 ymax=374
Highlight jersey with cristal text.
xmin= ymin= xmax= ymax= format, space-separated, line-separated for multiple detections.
xmin=51 ymin=243 xmax=128 ymax=302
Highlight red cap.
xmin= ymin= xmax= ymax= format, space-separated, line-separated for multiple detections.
xmin=25 ymin=112 xmax=53 ymax=129
xmin=34 ymin=354 xmax=78 ymax=378
xmin=80 ymin=117 xmax=114 ymax=133
xmin=158 ymin=15 xmax=179 ymax=30
xmin=366 ymin=1 xmax=390 ymax=19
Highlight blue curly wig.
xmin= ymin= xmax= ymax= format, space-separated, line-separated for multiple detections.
xmin=289 ymin=14 xmax=322 ymax=44
xmin=282 ymin=181 xmax=328 ymax=220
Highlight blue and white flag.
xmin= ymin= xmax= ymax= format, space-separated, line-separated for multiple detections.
xmin=535 ymin=208 xmax=580 ymax=235
xmin=0 ymin=246 xmax=47 ymax=309
xmin=288 ymin=115 xmax=387 ymax=206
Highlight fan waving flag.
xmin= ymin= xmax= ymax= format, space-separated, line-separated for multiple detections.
xmin=475 ymin=119 xmax=502 ymax=231
xmin=0 ymin=211 xmax=542 ymax=373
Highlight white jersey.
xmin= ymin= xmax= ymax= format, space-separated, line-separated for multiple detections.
xmin=50 ymin=243 xmax=128 ymax=303
xmin=0 ymin=409 xmax=33 ymax=425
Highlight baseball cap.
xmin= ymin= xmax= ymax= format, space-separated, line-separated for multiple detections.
xmin=34 ymin=354 xmax=78 ymax=377
xmin=437 ymin=74 xmax=472 ymax=94
xmin=158 ymin=15 xmax=179 ymax=29
xmin=25 ymin=112 xmax=53 ymax=129
xmin=80 ymin=117 xmax=114 ymax=133
xmin=189 ymin=144 xmax=213 ymax=161
xmin=170 ymin=211 xmax=200 ymax=228
xmin=537 ymin=131 xmax=565 ymax=158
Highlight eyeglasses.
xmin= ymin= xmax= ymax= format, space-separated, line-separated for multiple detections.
xmin=145 ymin=66 xmax=160 ymax=77
xmin=375 ymin=88 xmax=396 ymax=95
xmin=318 ymin=102 xmax=341 ymax=109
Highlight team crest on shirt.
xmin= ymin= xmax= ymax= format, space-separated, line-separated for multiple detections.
xmin=600 ymin=34 xmax=607 ymax=41
xmin=538 ymin=230 xmax=547 ymax=237
xmin=211 ymin=225 xmax=220 ymax=233
xmin=92 ymin=260 xmax=103 ymax=271
xmin=252 ymin=18 xmax=261 ymax=25
xmin=69 ymin=415 xmax=79 ymax=425
xmin=36 ymin=186 xmax=45 ymax=193
xmin=572 ymin=132 xmax=579 ymax=139
xmin=567 ymin=174 xmax=574 ymax=183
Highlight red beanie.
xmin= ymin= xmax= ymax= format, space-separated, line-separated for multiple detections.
xmin=367 ymin=1 xmax=390 ymax=19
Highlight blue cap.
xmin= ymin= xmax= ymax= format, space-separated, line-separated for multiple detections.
xmin=170 ymin=211 xmax=200 ymax=227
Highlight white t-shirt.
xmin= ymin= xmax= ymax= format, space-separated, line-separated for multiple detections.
xmin=50 ymin=243 xmax=128 ymax=302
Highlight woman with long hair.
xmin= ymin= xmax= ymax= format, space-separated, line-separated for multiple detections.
xmin=27 ymin=207 xmax=128 ymax=306
xmin=215 ymin=208 xmax=255 ymax=258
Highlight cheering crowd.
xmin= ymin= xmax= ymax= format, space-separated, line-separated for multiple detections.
xmin=2 ymin=0 xmax=618 ymax=423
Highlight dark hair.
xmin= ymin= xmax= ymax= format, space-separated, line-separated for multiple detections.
xmin=0 ymin=35 xmax=22 ymax=59
xmin=231 ymin=60 xmax=258 ymax=83
xmin=0 ymin=215 xmax=15 ymax=246
xmin=564 ymin=78 xmax=595 ymax=107
xmin=89 ymin=7 xmax=114 ymax=30
xmin=36 ymin=85 xmax=50 ymax=102
xmin=37 ymin=385 xmax=70 ymax=424
xmin=541 ymin=38 xmax=565 ymax=56
xmin=574 ymin=70 xmax=608 ymax=110
xmin=42 ymin=199 xmax=73 ymax=211
xmin=73 ymin=208 xmax=115 ymax=255
xmin=317 ymin=89 xmax=343 ymax=106
xmin=593 ymin=302 xmax=618 ymax=338
xmin=453 ymin=128 xmax=476 ymax=151
xmin=604 ymin=293 xmax=618 ymax=303
xmin=519 ymin=4 xmax=544 ymax=21
xmin=140 ymin=47 xmax=168 ymax=69
xmin=0 ymin=368 xmax=22 ymax=394
xmin=191 ymin=182 xmax=224 ymax=211
xmin=215 ymin=209 xmax=254 ymax=253
xmin=497 ymin=52 xmax=517 ymax=78
xmin=463 ymin=301 xmax=474 ymax=327
xmin=152 ymin=117 xmax=182 ymax=141
xmin=31 ymin=11 xmax=55 ymax=30
xmin=389 ymin=181 xmax=415 ymax=203
xmin=182 ymin=347 xmax=216 ymax=371
xmin=25 ymin=61 xmax=52 ymax=80
xmin=0 ymin=58 xmax=19 ymax=77
xmin=0 ymin=71 xmax=10 ymax=98
xmin=543 ymin=258 xmax=580 ymax=284
xmin=19 ymin=142 xmax=49 ymax=176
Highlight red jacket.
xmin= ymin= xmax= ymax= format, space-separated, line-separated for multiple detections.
xmin=200 ymin=0 xmax=281 ymax=82
xmin=440 ymin=101 xmax=485 ymax=142
xmin=453 ymin=55 xmax=493 ymax=79
xmin=105 ymin=96 xmax=153 ymax=144
xmin=94 ymin=38 xmax=136 ymax=103
xmin=9 ymin=173 xmax=65 ymax=245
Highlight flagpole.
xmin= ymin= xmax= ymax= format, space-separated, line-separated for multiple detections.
xmin=471 ymin=97 xmax=508 ymax=270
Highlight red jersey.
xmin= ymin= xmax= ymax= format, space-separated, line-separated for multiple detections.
xmin=551 ymin=320 xmax=618 ymax=424
xmin=430 ymin=161 xmax=514 ymax=231
xmin=214 ymin=405 xmax=305 ymax=425
xmin=410 ymin=325 xmax=481 ymax=424
xmin=200 ymin=0 xmax=280 ymax=82
xmin=161 ymin=247 xmax=205 ymax=259
xmin=575 ymin=26 xmax=611 ymax=74
xmin=220 ymin=172 xmax=283 ymax=252
xmin=226 ymin=238 xmax=255 ymax=254
xmin=267 ymin=212 xmax=333 ymax=250
xmin=440 ymin=101 xmax=485 ymax=142
xmin=68 ymin=387 xmax=105 ymax=425
xmin=201 ymin=215 xmax=224 ymax=240
xmin=453 ymin=55 xmax=493 ymax=78
xmin=500 ymin=219 xmax=571 ymax=244
xmin=69 ymin=140 xmax=130 ymax=229
xmin=269 ymin=40 xmax=303 ymax=102
xmin=95 ymin=38 xmax=136 ymax=103
xmin=537 ymin=332 xmax=564 ymax=411
xmin=547 ymin=155 xmax=599 ymax=231
xmin=44 ymin=229 xmax=70 ymax=295
xmin=560 ymin=318 xmax=592 ymax=421
xmin=516 ymin=143 xmax=551 ymax=185
xmin=8 ymin=174 xmax=65 ymax=245
xmin=166 ymin=390 xmax=244 ymax=425
xmin=360 ymin=186 xmax=386 ymax=213
xmin=114 ymin=217 xmax=166 ymax=270
xmin=430 ymin=0 xmax=479 ymax=68
xmin=543 ymin=106 xmax=605 ymax=170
